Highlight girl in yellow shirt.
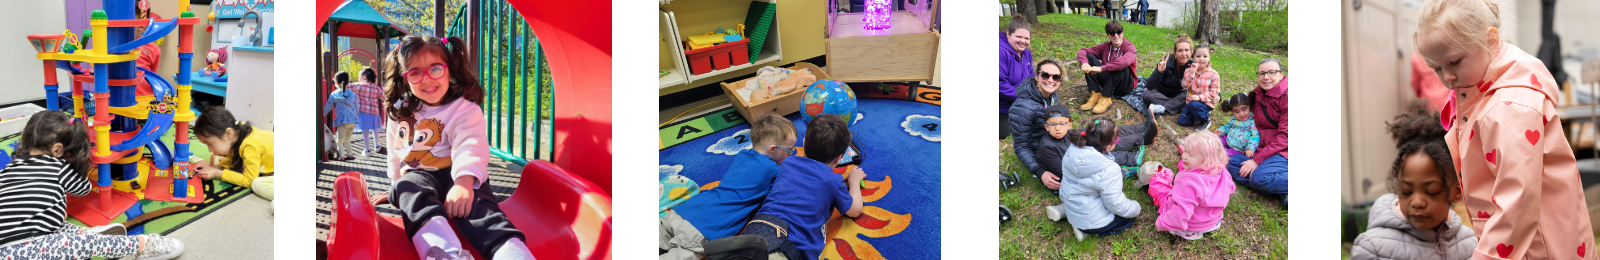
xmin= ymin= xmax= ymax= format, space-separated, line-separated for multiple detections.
xmin=192 ymin=106 xmax=275 ymax=207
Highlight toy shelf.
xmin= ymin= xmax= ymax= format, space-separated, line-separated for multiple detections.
xmin=824 ymin=0 xmax=939 ymax=83
xmin=658 ymin=0 xmax=782 ymax=89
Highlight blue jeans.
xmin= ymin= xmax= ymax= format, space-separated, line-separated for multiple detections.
xmin=1175 ymin=101 xmax=1211 ymax=127
xmin=1227 ymin=154 xmax=1288 ymax=195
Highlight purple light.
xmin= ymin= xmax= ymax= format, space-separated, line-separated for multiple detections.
xmin=864 ymin=0 xmax=891 ymax=30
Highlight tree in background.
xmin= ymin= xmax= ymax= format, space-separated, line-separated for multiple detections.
xmin=1194 ymin=0 xmax=1219 ymax=45
xmin=1018 ymin=0 xmax=1038 ymax=23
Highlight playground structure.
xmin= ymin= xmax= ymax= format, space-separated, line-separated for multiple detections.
xmin=26 ymin=1 xmax=205 ymax=229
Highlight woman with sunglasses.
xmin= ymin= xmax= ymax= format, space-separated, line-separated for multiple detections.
xmin=377 ymin=35 xmax=535 ymax=260
xmin=1010 ymin=60 xmax=1159 ymax=193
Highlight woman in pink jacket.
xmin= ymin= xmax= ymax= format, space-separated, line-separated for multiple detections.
xmin=1416 ymin=0 xmax=1596 ymax=258
xmin=1148 ymin=131 xmax=1234 ymax=240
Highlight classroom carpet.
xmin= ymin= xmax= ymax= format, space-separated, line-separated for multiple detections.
xmin=0 ymin=127 xmax=257 ymax=236
xmin=313 ymin=131 xmax=526 ymax=241
xmin=659 ymin=84 xmax=942 ymax=260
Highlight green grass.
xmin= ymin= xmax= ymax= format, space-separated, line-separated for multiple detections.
xmin=999 ymin=14 xmax=1288 ymax=259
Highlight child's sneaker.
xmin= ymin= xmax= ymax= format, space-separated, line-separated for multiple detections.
xmin=1073 ymin=228 xmax=1086 ymax=241
xmin=135 ymin=234 xmax=184 ymax=260
xmin=86 ymin=223 xmax=125 ymax=236
xmin=1045 ymin=204 xmax=1064 ymax=221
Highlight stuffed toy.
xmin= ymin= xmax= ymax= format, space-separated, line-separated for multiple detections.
xmin=201 ymin=47 xmax=227 ymax=77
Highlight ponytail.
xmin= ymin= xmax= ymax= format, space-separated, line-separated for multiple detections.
xmin=1065 ymin=118 xmax=1119 ymax=151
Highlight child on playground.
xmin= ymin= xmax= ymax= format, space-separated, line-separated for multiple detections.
xmin=741 ymin=113 xmax=863 ymax=260
xmin=351 ymin=67 xmax=386 ymax=157
xmin=1414 ymin=0 xmax=1596 ymax=257
xmin=0 ymin=111 xmax=183 ymax=259
xmin=1044 ymin=117 xmax=1141 ymax=241
xmin=380 ymin=35 xmax=533 ymax=260
xmin=1350 ymin=104 xmax=1476 ymax=259
xmin=324 ymin=71 xmax=360 ymax=160
xmin=1147 ymin=131 xmax=1234 ymax=240
xmin=659 ymin=114 xmax=797 ymax=260
xmin=1213 ymin=93 xmax=1259 ymax=157
xmin=192 ymin=106 xmax=276 ymax=206
xmin=1177 ymin=44 xmax=1219 ymax=128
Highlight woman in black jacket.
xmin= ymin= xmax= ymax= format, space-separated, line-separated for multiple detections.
xmin=1142 ymin=35 xmax=1195 ymax=115
xmin=1010 ymin=60 xmax=1157 ymax=191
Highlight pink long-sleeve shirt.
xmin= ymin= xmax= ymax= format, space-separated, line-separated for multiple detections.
xmin=1152 ymin=167 xmax=1234 ymax=233
xmin=1442 ymin=43 xmax=1597 ymax=259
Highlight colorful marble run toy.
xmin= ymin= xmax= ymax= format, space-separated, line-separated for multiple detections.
xmin=27 ymin=1 xmax=205 ymax=228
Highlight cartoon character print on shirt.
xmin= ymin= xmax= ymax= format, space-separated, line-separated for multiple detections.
xmin=391 ymin=117 xmax=453 ymax=171
xmin=404 ymin=118 xmax=452 ymax=171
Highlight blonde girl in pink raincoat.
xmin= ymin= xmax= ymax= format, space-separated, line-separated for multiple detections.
xmin=1416 ymin=0 xmax=1596 ymax=258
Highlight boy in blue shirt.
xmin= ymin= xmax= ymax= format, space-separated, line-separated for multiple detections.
xmin=660 ymin=114 xmax=797 ymax=260
xmin=742 ymin=113 xmax=865 ymax=260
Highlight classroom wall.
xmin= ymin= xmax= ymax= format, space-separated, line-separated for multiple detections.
xmin=0 ymin=1 xmax=69 ymax=106
xmin=659 ymin=0 xmax=827 ymax=96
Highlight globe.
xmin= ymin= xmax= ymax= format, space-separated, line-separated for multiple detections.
xmin=799 ymin=79 xmax=857 ymax=127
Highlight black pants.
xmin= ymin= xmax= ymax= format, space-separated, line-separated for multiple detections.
xmin=1079 ymin=215 xmax=1135 ymax=237
xmin=1000 ymin=112 xmax=1012 ymax=140
xmin=1108 ymin=116 xmax=1155 ymax=167
xmin=392 ymin=168 xmax=525 ymax=258
xmin=742 ymin=214 xmax=805 ymax=260
xmin=1084 ymin=53 xmax=1135 ymax=97
xmin=1142 ymin=89 xmax=1188 ymax=115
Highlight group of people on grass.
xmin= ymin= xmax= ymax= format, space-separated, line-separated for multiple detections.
xmin=659 ymin=113 xmax=867 ymax=260
xmin=1348 ymin=0 xmax=1599 ymax=259
xmin=1000 ymin=16 xmax=1289 ymax=240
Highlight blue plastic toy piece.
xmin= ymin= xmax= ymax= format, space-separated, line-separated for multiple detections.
xmin=106 ymin=67 xmax=175 ymax=152
xmin=723 ymin=34 xmax=743 ymax=42
xmin=109 ymin=17 xmax=178 ymax=54
xmin=146 ymin=142 xmax=170 ymax=171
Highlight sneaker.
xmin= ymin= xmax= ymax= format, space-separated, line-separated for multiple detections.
xmin=136 ymin=234 xmax=184 ymax=260
xmin=1045 ymin=205 xmax=1064 ymax=221
xmin=1073 ymin=228 xmax=1086 ymax=241
xmin=1149 ymin=104 xmax=1165 ymax=114
xmin=86 ymin=223 xmax=125 ymax=236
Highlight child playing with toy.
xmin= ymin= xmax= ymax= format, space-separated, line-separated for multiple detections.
xmin=1146 ymin=131 xmax=1234 ymax=240
xmin=741 ymin=113 xmax=863 ymax=260
xmin=1349 ymin=103 xmax=1477 ymax=259
xmin=1075 ymin=20 xmax=1138 ymax=114
xmin=378 ymin=35 xmax=533 ymax=260
xmin=1213 ymin=93 xmax=1259 ymax=157
xmin=1177 ymin=44 xmax=1219 ymax=128
xmin=1414 ymin=0 xmax=1596 ymax=257
xmin=659 ymin=114 xmax=797 ymax=260
xmin=352 ymin=67 xmax=386 ymax=157
xmin=0 ymin=111 xmax=183 ymax=259
xmin=323 ymin=71 xmax=360 ymax=160
xmin=1044 ymin=117 xmax=1142 ymax=241
xmin=192 ymin=106 xmax=275 ymax=205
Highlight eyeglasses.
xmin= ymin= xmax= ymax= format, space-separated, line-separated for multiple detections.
xmin=1044 ymin=122 xmax=1070 ymax=127
xmin=766 ymin=144 xmax=796 ymax=155
xmin=1038 ymin=72 xmax=1061 ymax=81
xmin=405 ymin=64 xmax=449 ymax=84
xmin=1256 ymin=70 xmax=1282 ymax=77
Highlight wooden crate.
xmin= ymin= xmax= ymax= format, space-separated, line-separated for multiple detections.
xmin=824 ymin=1 xmax=940 ymax=83
xmin=719 ymin=62 xmax=829 ymax=120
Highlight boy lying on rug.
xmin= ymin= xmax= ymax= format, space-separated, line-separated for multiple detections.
xmin=660 ymin=114 xmax=798 ymax=260
xmin=739 ymin=113 xmax=865 ymax=260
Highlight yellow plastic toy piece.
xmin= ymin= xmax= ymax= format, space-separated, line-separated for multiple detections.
xmin=687 ymin=34 xmax=727 ymax=47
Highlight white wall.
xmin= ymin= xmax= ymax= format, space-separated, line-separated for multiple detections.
xmin=0 ymin=1 xmax=67 ymax=106
xmin=1512 ymin=0 xmax=1600 ymax=61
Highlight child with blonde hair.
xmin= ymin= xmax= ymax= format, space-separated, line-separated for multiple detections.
xmin=1147 ymin=131 xmax=1234 ymax=240
xmin=1414 ymin=0 xmax=1595 ymax=258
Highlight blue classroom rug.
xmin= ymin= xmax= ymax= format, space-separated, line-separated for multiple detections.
xmin=659 ymin=84 xmax=941 ymax=260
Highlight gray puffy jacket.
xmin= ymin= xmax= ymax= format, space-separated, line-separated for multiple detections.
xmin=1057 ymin=144 xmax=1141 ymax=230
xmin=1350 ymin=193 xmax=1476 ymax=260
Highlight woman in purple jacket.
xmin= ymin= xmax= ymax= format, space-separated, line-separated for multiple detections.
xmin=1001 ymin=15 xmax=1034 ymax=140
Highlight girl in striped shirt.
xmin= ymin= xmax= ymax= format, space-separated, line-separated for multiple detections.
xmin=0 ymin=111 xmax=183 ymax=259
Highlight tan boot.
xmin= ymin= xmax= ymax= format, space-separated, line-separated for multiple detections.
xmin=1079 ymin=92 xmax=1100 ymax=110
xmin=1092 ymin=92 xmax=1115 ymax=114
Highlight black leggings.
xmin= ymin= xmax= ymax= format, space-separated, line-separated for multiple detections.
xmin=1000 ymin=112 xmax=1012 ymax=140
xmin=392 ymin=168 xmax=525 ymax=257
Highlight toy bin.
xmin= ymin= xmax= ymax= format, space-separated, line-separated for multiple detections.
xmin=719 ymin=62 xmax=828 ymax=120
xmin=825 ymin=0 xmax=940 ymax=83
xmin=0 ymin=104 xmax=46 ymax=137
xmin=685 ymin=38 xmax=751 ymax=75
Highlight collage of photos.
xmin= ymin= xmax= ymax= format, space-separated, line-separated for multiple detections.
xmin=1341 ymin=0 xmax=1600 ymax=259
xmin=657 ymin=0 xmax=941 ymax=259
xmin=998 ymin=0 xmax=1287 ymax=258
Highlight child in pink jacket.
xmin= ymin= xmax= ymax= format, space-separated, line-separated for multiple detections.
xmin=1147 ymin=131 xmax=1234 ymax=240
xmin=1416 ymin=0 xmax=1596 ymax=258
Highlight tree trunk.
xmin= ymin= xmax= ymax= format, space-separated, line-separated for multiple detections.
xmin=1194 ymin=0 xmax=1220 ymax=45
xmin=1037 ymin=0 xmax=1051 ymax=16
xmin=1018 ymin=0 xmax=1038 ymax=23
